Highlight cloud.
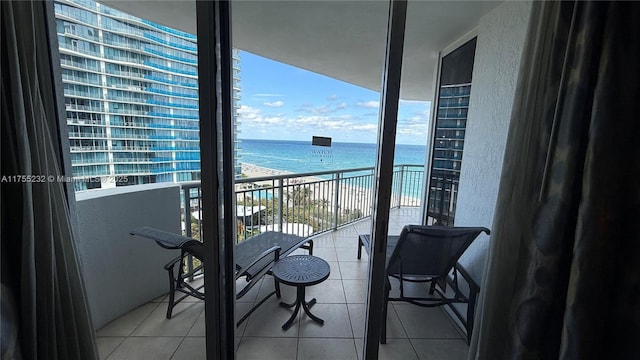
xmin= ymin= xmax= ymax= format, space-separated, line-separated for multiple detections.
xmin=396 ymin=110 xmax=430 ymax=137
xmin=292 ymin=115 xmax=376 ymax=133
xmin=328 ymin=94 xmax=339 ymax=101
xmin=263 ymin=100 xmax=284 ymax=107
xmin=237 ymin=105 xmax=285 ymax=126
xmin=336 ymin=102 xmax=348 ymax=110
xmin=356 ymin=100 xmax=380 ymax=109
xmin=297 ymin=104 xmax=332 ymax=115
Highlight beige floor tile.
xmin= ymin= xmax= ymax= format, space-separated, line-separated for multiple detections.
xmin=347 ymin=303 xmax=407 ymax=339
xmin=343 ymin=280 xmax=367 ymax=304
xmin=378 ymin=339 xmax=418 ymax=360
xmin=333 ymin=235 xmax=357 ymax=248
xmin=325 ymin=261 xmax=342 ymax=280
xmin=96 ymin=337 xmax=124 ymax=360
xmin=338 ymin=261 xmax=369 ymax=280
xmin=132 ymin=302 xmax=204 ymax=337
xmin=310 ymin=247 xmax=338 ymax=262
xmin=354 ymin=338 xmax=421 ymax=360
xmin=336 ymin=246 xmax=365 ymax=262
xmin=298 ymin=303 xmax=352 ymax=338
xmin=411 ymin=339 xmax=469 ymax=360
xmin=97 ymin=303 xmax=159 ymax=337
xmin=171 ymin=337 xmax=205 ymax=360
xmin=297 ymin=338 xmax=358 ymax=360
xmin=236 ymin=278 xmax=263 ymax=303
xmin=237 ymin=337 xmax=297 ymax=360
xmin=106 ymin=337 xmax=182 ymax=360
xmin=393 ymin=305 xmax=463 ymax=339
xmin=255 ymin=278 xmax=297 ymax=304
xmin=243 ymin=301 xmax=300 ymax=337
xmin=186 ymin=302 xmax=251 ymax=338
xmin=306 ymin=279 xmax=346 ymax=304
xmin=310 ymin=236 xmax=336 ymax=248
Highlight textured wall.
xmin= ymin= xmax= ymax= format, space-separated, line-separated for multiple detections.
xmin=455 ymin=1 xmax=532 ymax=283
xmin=75 ymin=184 xmax=181 ymax=329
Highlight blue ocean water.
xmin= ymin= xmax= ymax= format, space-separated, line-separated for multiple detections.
xmin=238 ymin=139 xmax=426 ymax=173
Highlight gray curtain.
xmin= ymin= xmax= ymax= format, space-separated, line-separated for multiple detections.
xmin=470 ymin=1 xmax=640 ymax=359
xmin=1 ymin=1 xmax=98 ymax=359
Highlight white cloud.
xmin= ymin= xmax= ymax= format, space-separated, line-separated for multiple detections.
xmin=293 ymin=115 xmax=377 ymax=133
xmin=328 ymin=94 xmax=339 ymax=101
xmin=263 ymin=100 xmax=284 ymax=107
xmin=237 ymin=105 xmax=285 ymax=126
xmin=356 ymin=100 xmax=380 ymax=109
xmin=336 ymin=102 xmax=348 ymax=110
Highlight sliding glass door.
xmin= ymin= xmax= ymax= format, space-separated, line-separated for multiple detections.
xmin=196 ymin=1 xmax=408 ymax=358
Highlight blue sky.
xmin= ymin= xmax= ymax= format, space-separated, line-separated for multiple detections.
xmin=237 ymin=51 xmax=431 ymax=145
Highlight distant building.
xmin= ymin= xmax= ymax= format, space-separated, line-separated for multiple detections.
xmin=54 ymin=0 xmax=241 ymax=190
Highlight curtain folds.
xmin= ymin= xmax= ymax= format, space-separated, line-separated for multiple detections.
xmin=469 ymin=1 xmax=640 ymax=359
xmin=1 ymin=1 xmax=98 ymax=359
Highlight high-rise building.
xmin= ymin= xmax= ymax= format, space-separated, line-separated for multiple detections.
xmin=54 ymin=0 xmax=241 ymax=191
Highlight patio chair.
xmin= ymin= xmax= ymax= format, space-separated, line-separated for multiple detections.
xmin=384 ymin=225 xmax=489 ymax=343
xmin=357 ymin=225 xmax=489 ymax=344
xmin=130 ymin=227 xmax=312 ymax=326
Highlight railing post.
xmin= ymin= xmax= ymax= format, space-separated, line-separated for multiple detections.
xmin=278 ymin=178 xmax=284 ymax=233
xmin=333 ymin=172 xmax=341 ymax=230
xmin=396 ymin=165 xmax=404 ymax=209
xmin=182 ymin=186 xmax=194 ymax=280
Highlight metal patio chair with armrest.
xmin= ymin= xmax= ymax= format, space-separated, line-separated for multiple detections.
xmin=381 ymin=225 xmax=489 ymax=344
xmin=130 ymin=227 xmax=313 ymax=326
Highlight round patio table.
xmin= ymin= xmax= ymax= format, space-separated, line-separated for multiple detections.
xmin=272 ymin=255 xmax=330 ymax=330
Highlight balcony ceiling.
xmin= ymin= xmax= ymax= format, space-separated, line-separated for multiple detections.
xmin=99 ymin=1 xmax=501 ymax=100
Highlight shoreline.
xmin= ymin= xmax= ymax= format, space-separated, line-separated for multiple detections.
xmin=238 ymin=162 xmax=421 ymax=210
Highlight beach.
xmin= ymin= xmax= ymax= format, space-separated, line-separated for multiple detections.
xmin=238 ymin=162 xmax=421 ymax=213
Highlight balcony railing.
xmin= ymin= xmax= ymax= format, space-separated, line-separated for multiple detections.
xmin=180 ymin=164 xmax=425 ymax=244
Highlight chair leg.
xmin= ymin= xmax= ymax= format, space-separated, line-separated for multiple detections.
xmin=274 ymin=278 xmax=282 ymax=299
xmin=381 ymin=285 xmax=390 ymax=344
xmin=466 ymin=289 xmax=478 ymax=344
xmin=357 ymin=237 xmax=362 ymax=259
xmin=166 ymin=264 xmax=176 ymax=319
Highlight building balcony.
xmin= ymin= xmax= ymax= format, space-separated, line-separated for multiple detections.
xmin=73 ymin=165 xmax=473 ymax=359
xmin=92 ymin=206 xmax=469 ymax=360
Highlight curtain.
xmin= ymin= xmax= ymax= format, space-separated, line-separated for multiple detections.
xmin=1 ymin=1 xmax=98 ymax=359
xmin=469 ymin=1 xmax=640 ymax=359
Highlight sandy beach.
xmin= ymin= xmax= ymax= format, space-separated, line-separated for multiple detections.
xmin=237 ymin=162 xmax=421 ymax=215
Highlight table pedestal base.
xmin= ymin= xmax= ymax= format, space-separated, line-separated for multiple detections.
xmin=280 ymin=286 xmax=324 ymax=330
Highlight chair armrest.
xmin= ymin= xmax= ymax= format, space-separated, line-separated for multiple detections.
xmin=236 ymin=245 xmax=281 ymax=280
xmin=454 ymin=262 xmax=480 ymax=294
xmin=164 ymin=256 xmax=182 ymax=271
xmin=164 ymin=255 xmax=203 ymax=277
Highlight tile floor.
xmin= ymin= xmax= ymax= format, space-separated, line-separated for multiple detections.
xmin=96 ymin=207 xmax=469 ymax=360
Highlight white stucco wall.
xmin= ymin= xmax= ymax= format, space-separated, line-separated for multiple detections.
xmin=75 ymin=183 xmax=181 ymax=329
xmin=455 ymin=1 xmax=532 ymax=283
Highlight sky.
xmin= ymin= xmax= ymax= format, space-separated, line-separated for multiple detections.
xmin=237 ymin=51 xmax=431 ymax=146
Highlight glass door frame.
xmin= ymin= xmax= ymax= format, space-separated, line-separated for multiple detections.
xmin=195 ymin=1 xmax=409 ymax=358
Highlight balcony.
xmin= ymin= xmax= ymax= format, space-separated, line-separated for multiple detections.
xmin=94 ymin=207 xmax=470 ymax=360
xmin=74 ymin=166 xmax=469 ymax=359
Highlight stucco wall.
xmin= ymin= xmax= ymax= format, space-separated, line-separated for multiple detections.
xmin=455 ymin=1 xmax=532 ymax=283
xmin=75 ymin=183 xmax=181 ymax=329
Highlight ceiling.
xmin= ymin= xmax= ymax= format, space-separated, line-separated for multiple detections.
xmin=100 ymin=1 xmax=501 ymax=100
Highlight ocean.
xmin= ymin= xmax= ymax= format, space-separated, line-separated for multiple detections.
xmin=238 ymin=139 xmax=427 ymax=174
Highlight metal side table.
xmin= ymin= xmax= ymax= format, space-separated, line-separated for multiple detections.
xmin=272 ymin=255 xmax=330 ymax=330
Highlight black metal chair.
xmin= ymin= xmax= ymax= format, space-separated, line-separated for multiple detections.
xmin=359 ymin=225 xmax=489 ymax=344
xmin=130 ymin=227 xmax=312 ymax=326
